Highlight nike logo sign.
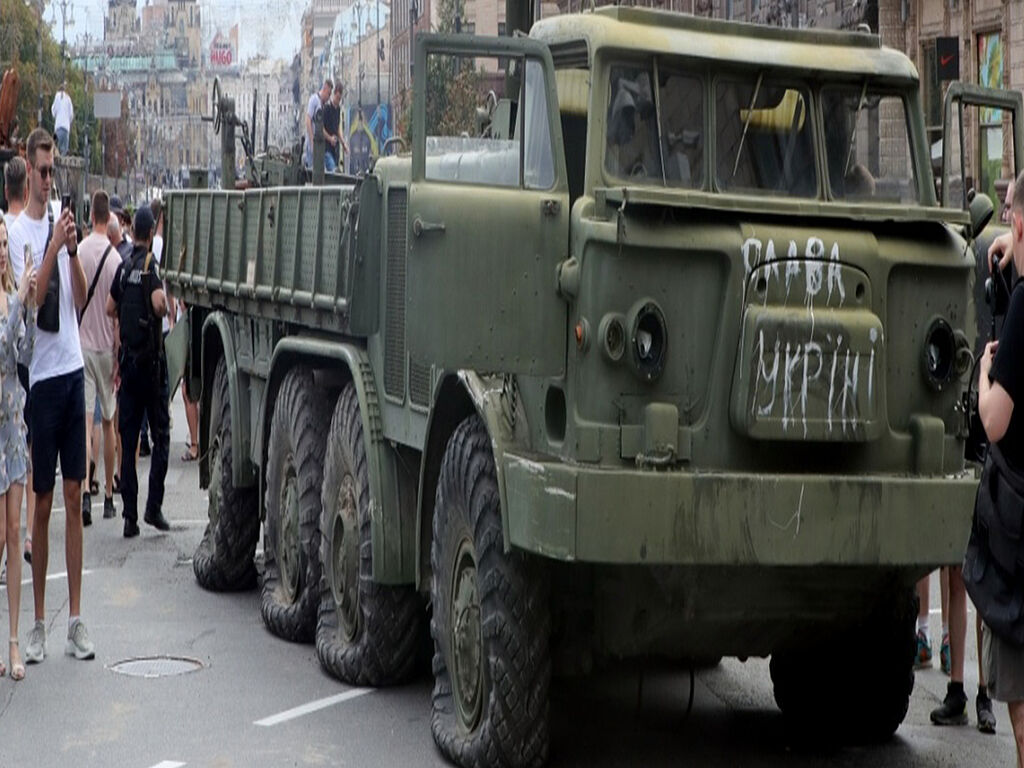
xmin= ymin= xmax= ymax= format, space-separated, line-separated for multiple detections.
xmin=941 ymin=54 xmax=955 ymax=67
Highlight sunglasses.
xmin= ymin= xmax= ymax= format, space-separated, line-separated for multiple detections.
xmin=35 ymin=165 xmax=54 ymax=179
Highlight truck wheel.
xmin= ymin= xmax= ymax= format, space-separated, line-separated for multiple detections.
xmin=430 ymin=415 xmax=550 ymax=768
xmin=315 ymin=383 xmax=422 ymax=685
xmin=193 ymin=358 xmax=259 ymax=591
xmin=770 ymin=588 xmax=916 ymax=743
xmin=260 ymin=367 xmax=329 ymax=643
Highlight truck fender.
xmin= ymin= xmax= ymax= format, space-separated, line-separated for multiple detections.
xmin=200 ymin=312 xmax=257 ymax=489
xmin=415 ymin=371 xmax=512 ymax=590
xmin=259 ymin=337 xmax=416 ymax=584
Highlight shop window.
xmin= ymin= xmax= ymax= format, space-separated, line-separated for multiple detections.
xmin=978 ymin=32 xmax=1004 ymax=204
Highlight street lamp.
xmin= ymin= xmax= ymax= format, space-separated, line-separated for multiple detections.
xmin=409 ymin=0 xmax=418 ymax=83
xmin=352 ymin=1 xmax=363 ymax=107
xmin=376 ymin=0 xmax=381 ymax=106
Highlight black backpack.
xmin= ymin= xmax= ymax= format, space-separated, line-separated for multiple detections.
xmin=118 ymin=250 xmax=158 ymax=359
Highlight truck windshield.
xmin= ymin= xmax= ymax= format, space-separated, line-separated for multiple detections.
xmin=715 ymin=76 xmax=816 ymax=197
xmin=605 ymin=62 xmax=704 ymax=188
xmin=821 ymin=86 xmax=919 ymax=204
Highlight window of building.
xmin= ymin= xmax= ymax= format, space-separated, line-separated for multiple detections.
xmin=978 ymin=31 xmax=1004 ymax=204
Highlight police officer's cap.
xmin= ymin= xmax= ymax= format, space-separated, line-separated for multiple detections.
xmin=133 ymin=205 xmax=155 ymax=241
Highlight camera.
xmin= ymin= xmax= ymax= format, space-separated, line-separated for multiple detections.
xmin=985 ymin=252 xmax=1012 ymax=324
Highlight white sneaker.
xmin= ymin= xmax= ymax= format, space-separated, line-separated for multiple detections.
xmin=25 ymin=620 xmax=46 ymax=664
xmin=65 ymin=620 xmax=95 ymax=660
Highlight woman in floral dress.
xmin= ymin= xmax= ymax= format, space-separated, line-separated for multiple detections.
xmin=0 ymin=217 xmax=36 ymax=680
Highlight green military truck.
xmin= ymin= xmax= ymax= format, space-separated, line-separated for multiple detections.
xmin=163 ymin=8 xmax=1022 ymax=766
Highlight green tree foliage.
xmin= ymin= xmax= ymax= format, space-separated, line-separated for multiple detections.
xmin=0 ymin=0 xmax=106 ymax=170
xmin=398 ymin=0 xmax=481 ymax=144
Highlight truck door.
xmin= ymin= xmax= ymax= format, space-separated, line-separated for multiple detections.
xmin=940 ymin=83 xmax=1022 ymax=210
xmin=406 ymin=35 xmax=570 ymax=377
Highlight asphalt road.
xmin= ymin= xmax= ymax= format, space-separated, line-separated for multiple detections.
xmin=0 ymin=395 xmax=1018 ymax=767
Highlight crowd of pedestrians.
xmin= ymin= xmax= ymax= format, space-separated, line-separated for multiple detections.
xmin=0 ymin=128 xmax=173 ymax=680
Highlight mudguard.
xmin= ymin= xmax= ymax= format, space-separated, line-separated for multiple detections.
xmin=260 ymin=337 xmax=416 ymax=584
xmin=415 ymin=371 xmax=514 ymax=590
xmin=201 ymin=312 xmax=257 ymax=488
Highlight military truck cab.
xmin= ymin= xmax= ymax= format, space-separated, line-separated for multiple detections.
xmin=164 ymin=7 xmax=1021 ymax=766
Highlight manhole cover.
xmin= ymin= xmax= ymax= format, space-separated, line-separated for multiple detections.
xmin=109 ymin=656 xmax=204 ymax=678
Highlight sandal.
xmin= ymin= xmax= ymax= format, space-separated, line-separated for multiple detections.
xmin=9 ymin=639 xmax=23 ymax=681
xmin=23 ymin=536 xmax=31 ymax=564
xmin=8 ymin=638 xmax=23 ymax=684
xmin=181 ymin=443 xmax=199 ymax=462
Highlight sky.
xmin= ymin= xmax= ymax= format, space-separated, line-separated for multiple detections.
xmin=58 ymin=0 xmax=304 ymax=63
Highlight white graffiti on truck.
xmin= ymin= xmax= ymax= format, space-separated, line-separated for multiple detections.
xmin=742 ymin=237 xmax=846 ymax=307
xmin=750 ymin=327 xmax=878 ymax=436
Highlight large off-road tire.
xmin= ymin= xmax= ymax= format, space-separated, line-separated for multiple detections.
xmin=315 ymin=383 xmax=422 ymax=685
xmin=770 ymin=588 xmax=916 ymax=743
xmin=430 ymin=415 xmax=550 ymax=768
xmin=260 ymin=367 xmax=329 ymax=643
xmin=193 ymin=358 xmax=259 ymax=591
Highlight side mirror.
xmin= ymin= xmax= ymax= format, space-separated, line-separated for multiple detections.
xmin=969 ymin=190 xmax=994 ymax=239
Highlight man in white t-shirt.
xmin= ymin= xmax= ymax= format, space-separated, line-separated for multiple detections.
xmin=304 ymin=79 xmax=332 ymax=169
xmin=7 ymin=128 xmax=94 ymax=664
xmin=50 ymin=82 xmax=73 ymax=156
xmin=78 ymin=190 xmax=121 ymax=523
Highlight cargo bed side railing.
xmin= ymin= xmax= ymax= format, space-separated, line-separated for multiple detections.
xmin=164 ymin=186 xmax=356 ymax=329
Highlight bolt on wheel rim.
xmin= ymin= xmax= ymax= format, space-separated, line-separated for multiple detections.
xmin=333 ymin=473 xmax=360 ymax=641
xmin=451 ymin=537 xmax=483 ymax=733
xmin=278 ymin=462 xmax=301 ymax=603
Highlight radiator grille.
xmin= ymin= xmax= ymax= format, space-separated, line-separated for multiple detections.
xmin=384 ymin=189 xmax=408 ymax=399
xmin=410 ymin=360 xmax=431 ymax=407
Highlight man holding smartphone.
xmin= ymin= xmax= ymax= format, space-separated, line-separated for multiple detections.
xmin=7 ymin=128 xmax=93 ymax=664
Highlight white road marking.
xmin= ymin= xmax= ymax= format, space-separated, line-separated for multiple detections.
xmin=254 ymin=688 xmax=374 ymax=727
xmin=147 ymin=762 xmax=186 ymax=768
xmin=0 ymin=569 xmax=93 ymax=591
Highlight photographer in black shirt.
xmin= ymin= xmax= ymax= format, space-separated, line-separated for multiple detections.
xmin=979 ymin=169 xmax=1024 ymax=766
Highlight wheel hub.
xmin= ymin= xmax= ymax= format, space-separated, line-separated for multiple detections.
xmin=278 ymin=460 xmax=301 ymax=602
xmin=332 ymin=473 xmax=360 ymax=640
xmin=451 ymin=538 xmax=483 ymax=732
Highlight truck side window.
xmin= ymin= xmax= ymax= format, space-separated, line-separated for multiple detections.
xmin=521 ymin=59 xmax=556 ymax=190
xmin=424 ymin=54 xmax=521 ymax=187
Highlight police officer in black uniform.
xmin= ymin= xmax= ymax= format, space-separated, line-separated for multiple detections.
xmin=106 ymin=205 xmax=170 ymax=537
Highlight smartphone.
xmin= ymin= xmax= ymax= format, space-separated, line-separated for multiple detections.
xmin=61 ymin=193 xmax=71 ymax=212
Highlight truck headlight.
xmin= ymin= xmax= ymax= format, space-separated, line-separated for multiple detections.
xmin=628 ymin=300 xmax=667 ymax=382
xmin=922 ymin=317 xmax=955 ymax=391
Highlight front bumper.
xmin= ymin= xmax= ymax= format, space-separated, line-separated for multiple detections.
xmin=504 ymin=455 xmax=976 ymax=567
